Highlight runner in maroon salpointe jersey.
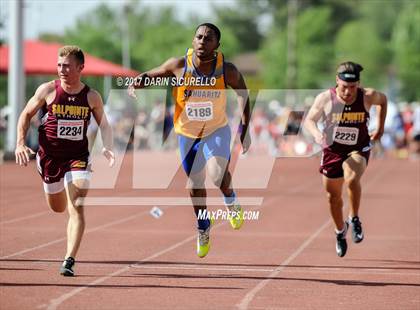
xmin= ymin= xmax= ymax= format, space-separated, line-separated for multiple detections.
xmin=15 ymin=46 xmax=114 ymax=276
xmin=305 ymin=61 xmax=387 ymax=257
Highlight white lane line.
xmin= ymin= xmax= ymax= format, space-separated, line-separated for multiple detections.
xmin=129 ymin=264 xmax=420 ymax=277
xmin=236 ymin=160 xmax=396 ymax=310
xmin=44 ymin=222 xmax=225 ymax=310
xmin=0 ymin=211 xmax=50 ymax=225
xmin=43 ymin=203 xmax=264 ymax=310
xmin=41 ymin=177 xmax=316 ymax=310
xmin=2 ymin=260 xmax=417 ymax=278
xmin=2 ymin=260 xmax=417 ymax=276
xmin=131 ymin=264 xmax=277 ymax=273
xmin=0 ymin=210 xmax=156 ymax=260
xmin=1 ymin=166 xmax=313 ymax=259
xmin=237 ymin=219 xmax=332 ymax=310
xmin=83 ymin=196 xmax=264 ymax=206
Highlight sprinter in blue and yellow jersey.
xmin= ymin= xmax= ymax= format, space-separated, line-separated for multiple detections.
xmin=129 ymin=23 xmax=251 ymax=258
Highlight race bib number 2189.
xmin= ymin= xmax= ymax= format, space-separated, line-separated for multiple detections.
xmin=185 ymin=101 xmax=213 ymax=121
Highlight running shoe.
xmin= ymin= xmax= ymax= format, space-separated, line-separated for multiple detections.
xmin=197 ymin=218 xmax=214 ymax=258
xmin=226 ymin=203 xmax=244 ymax=230
xmin=60 ymin=257 xmax=75 ymax=276
xmin=336 ymin=222 xmax=349 ymax=258
xmin=349 ymin=216 xmax=364 ymax=243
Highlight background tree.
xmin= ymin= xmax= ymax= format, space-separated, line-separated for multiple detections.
xmin=260 ymin=6 xmax=334 ymax=89
xmin=212 ymin=0 xmax=264 ymax=53
xmin=392 ymin=1 xmax=420 ymax=101
xmin=334 ymin=20 xmax=388 ymax=88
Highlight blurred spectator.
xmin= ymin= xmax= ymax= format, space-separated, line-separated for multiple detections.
xmin=408 ymin=104 xmax=420 ymax=159
xmin=1 ymin=92 xmax=415 ymax=160
xmin=134 ymin=108 xmax=150 ymax=149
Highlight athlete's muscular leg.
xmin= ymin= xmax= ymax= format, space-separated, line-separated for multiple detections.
xmin=45 ymin=191 xmax=67 ymax=213
xmin=207 ymin=156 xmax=233 ymax=197
xmin=343 ymin=152 xmax=367 ymax=218
xmin=187 ymin=169 xmax=207 ymax=217
xmin=64 ymin=178 xmax=89 ymax=259
xmin=323 ymin=176 xmax=345 ymax=231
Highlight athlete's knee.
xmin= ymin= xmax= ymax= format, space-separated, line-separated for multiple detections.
xmin=67 ymin=203 xmax=85 ymax=220
xmin=207 ymin=163 xmax=227 ymax=186
xmin=66 ymin=184 xmax=89 ymax=209
xmin=64 ymin=172 xmax=90 ymax=204
xmin=187 ymin=174 xmax=205 ymax=189
xmin=344 ymin=158 xmax=366 ymax=179
xmin=344 ymin=170 xmax=361 ymax=185
xmin=209 ymin=169 xmax=225 ymax=187
xmin=69 ymin=194 xmax=87 ymax=208
xmin=66 ymin=190 xmax=85 ymax=212
xmin=346 ymin=177 xmax=361 ymax=190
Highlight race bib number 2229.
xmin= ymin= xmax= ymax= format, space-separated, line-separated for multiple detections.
xmin=333 ymin=126 xmax=359 ymax=145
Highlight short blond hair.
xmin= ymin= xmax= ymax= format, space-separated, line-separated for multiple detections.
xmin=58 ymin=45 xmax=84 ymax=64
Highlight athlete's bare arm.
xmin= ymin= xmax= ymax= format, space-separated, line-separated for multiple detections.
xmin=305 ymin=91 xmax=330 ymax=144
xmin=128 ymin=57 xmax=184 ymax=94
xmin=143 ymin=57 xmax=185 ymax=80
xmin=88 ymin=89 xmax=115 ymax=167
xmin=225 ymin=62 xmax=251 ymax=153
xmin=15 ymin=81 xmax=55 ymax=166
xmin=364 ymin=88 xmax=387 ymax=141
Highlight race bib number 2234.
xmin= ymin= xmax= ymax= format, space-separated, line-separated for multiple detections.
xmin=57 ymin=119 xmax=84 ymax=141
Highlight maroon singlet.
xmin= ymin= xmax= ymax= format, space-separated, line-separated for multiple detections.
xmin=323 ymin=87 xmax=371 ymax=154
xmin=38 ymin=80 xmax=91 ymax=159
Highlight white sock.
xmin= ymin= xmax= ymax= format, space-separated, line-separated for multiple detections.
xmin=335 ymin=223 xmax=347 ymax=234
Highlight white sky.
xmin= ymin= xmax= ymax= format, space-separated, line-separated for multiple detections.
xmin=1 ymin=0 xmax=236 ymax=41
